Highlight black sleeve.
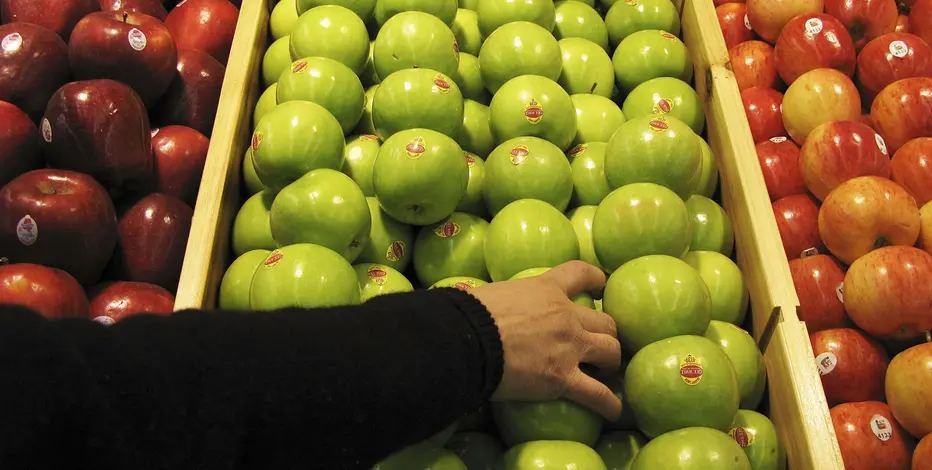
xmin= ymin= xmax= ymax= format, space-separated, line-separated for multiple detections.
xmin=0 ymin=288 xmax=503 ymax=470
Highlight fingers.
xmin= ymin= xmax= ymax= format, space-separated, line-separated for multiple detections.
xmin=573 ymin=305 xmax=617 ymax=337
xmin=542 ymin=260 xmax=607 ymax=298
xmin=581 ymin=332 xmax=622 ymax=371
xmin=563 ymin=368 xmax=623 ymax=421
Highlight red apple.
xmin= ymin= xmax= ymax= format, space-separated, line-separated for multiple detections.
xmin=741 ymin=86 xmax=785 ymax=143
xmin=98 ymin=0 xmax=167 ymax=20
xmin=110 ymin=192 xmax=193 ymax=290
xmin=844 ymin=246 xmax=932 ymax=339
xmin=153 ymin=48 xmax=224 ymax=136
xmin=891 ymin=137 xmax=932 ymax=206
xmin=0 ymin=169 xmax=118 ymax=285
xmin=42 ymin=79 xmax=154 ymax=194
xmin=789 ymin=254 xmax=849 ymax=332
xmin=921 ymin=201 xmax=932 ymax=254
xmin=824 ymin=0 xmax=898 ymax=49
xmin=149 ymin=125 xmax=209 ymax=206
xmin=715 ymin=0 xmax=745 ymax=4
xmin=773 ymin=194 xmax=823 ymax=259
xmin=0 ymin=22 xmax=70 ymax=120
xmin=0 ymin=101 xmax=42 ymax=187
xmin=746 ymin=0 xmax=825 ymax=43
xmin=783 ymin=68 xmax=862 ymax=144
xmin=0 ymin=263 xmax=90 ymax=319
xmin=885 ymin=342 xmax=932 ymax=438
xmin=799 ymin=120 xmax=893 ymax=200
xmin=717 ymin=3 xmax=755 ymax=49
xmin=915 ymin=434 xmax=932 ymax=470
xmin=729 ymin=40 xmax=780 ymax=90
xmin=857 ymin=33 xmax=932 ymax=101
xmin=0 ymin=0 xmax=99 ymax=40
xmin=164 ymin=0 xmax=238 ymax=65
xmin=830 ymin=401 xmax=912 ymax=470
xmin=911 ymin=0 xmax=932 ymax=47
xmin=810 ymin=328 xmax=889 ymax=405
xmin=88 ymin=280 xmax=174 ymax=324
xmin=774 ymin=13 xmax=857 ymax=85
xmin=757 ymin=136 xmax=806 ymax=200
xmin=896 ymin=14 xmax=910 ymax=33
xmin=870 ymin=76 xmax=932 ymax=153
xmin=69 ymin=11 xmax=178 ymax=106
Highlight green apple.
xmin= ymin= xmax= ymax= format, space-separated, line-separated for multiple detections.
xmin=510 ymin=267 xmax=595 ymax=307
xmin=254 ymin=84 xmax=278 ymax=127
xmin=493 ymin=399 xmax=602 ymax=446
xmin=459 ymin=0 xmax=479 ymax=9
xmin=374 ymin=0 xmax=458 ymax=26
xmin=685 ymin=195 xmax=734 ymax=256
xmin=262 ymin=36 xmax=292 ymax=87
xmin=631 ymin=427 xmax=751 ymax=470
xmin=592 ymin=183 xmax=691 ymax=271
xmin=342 ymin=134 xmax=381 ymax=196
xmin=612 ymin=29 xmax=692 ymax=93
xmin=476 ymin=0 xmax=556 ymax=36
xmin=569 ymin=142 xmax=611 ymax=206
xmin=603 ymin=255 xmax=711 ymax=351
xmin=604 ymin=114 xmax=700 ymax=198
xmin=683 ymin=251 xmax=749 ymax=326
xmin=478 ymin=21 xmax=562 ymax=94
xmin=414 ymin=212 xmax=489 ymax=285
xmin=502 ymin=441 xmax=607 ymax=470
xmin=242 ymin=148 xmax=266 ymax=196
xmin=605 ymin=0 xmax=680 ymax=47
xmin=704 ymin=321 xmax=766 ymax=409
xmin=729 ymin=410 xmax=786 ymax=470
xmin=457 ymin=152 xmax=487 ymax=216
xmin=270 ymin=0 xmax=299 ymax=39
xmin=489 ymin=75 xmax=577 ymax=150
xmin=622 ymin=77 xmax=705 ymax=134
xmin=445 ymin=432 xmax=503 ymax=470
xmin=429 ymin=276 xmax=487 ymax=290
xmin=270 ymin=169 xmax=371 ymax=262
xmin=297 ymin=0 xmax=377 ymax=21
xmin=358 ymin=197 xmax=415 ymax=271
xmin=277 ymin=57 xmax=365 ymax=134
xmin=567 ymin=205 xmax=603 ymax=269
xmin=624 ymin=335 xmax=740 ymax=437
xmin=290 ymin=5 xmax=370 ymax=73
xmin=250 ymin=243 xmax=361 ymax=309
xmin=373 ymin=128 xmax=468 ymax=225
xmin=692 ymin=137 xmax=718 ymax=197
xmin=557 ymin=37 xmax=614 ymax=98
xmin=429 ymin=422 xmax=460 ymax=448
xmin=554 ymin=0 xmax=609 ymax=50
xmin=483 ymin=136 xmax=573 ymax=215
xmin=374 ymin=444 xmax=467 ymax=470
xmin=354 ymin=262 xmax=414 ymax=301
xmin=456 ymin=99 xmax=494 ymax=156
xmin=373 ymin=11 xmax=460 ymax=80
xmin=218 ymin=249 xmax=270 ymax=310
xmin=372 ymin=67 xmax=464 ymax=139
xmin=232 ymin=190 xmax=277 ymax=256
xmin=452 ymin=53 xmax=489 ymax=103
xmin=356 ymin=84 xmax=379 ymax=135
xmin=485 ymin=199 xmax=580 ymax=281
xmin=571 ymin=94 xmax=626 ymax=145
xmin=361 ymin=41 xmax=380 ymax=87
xmin=452 ymin=8 xmax=482 ymax=55
xmin=596 ymin=431 xmax=646 ymax=470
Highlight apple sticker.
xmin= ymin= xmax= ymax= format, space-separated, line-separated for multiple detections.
xmin=1 ymin=32 xmax=22 ymax=53
xmin=869 ymin=415 xmax=894 ymax=442
xmin=875 ymin=133 xmax=888 ymax=155
xmin=805 ymin=18 xmax=824 ymax=36
xmin=40 ymin=118 xmax=52 ymax=143
xmin=367 ymin=266 xmax=388 ymax=285
xmin=128 ymin=28 xmax=147 ymax=51
xmin=889 ymin=40 xmax=909 ymax=59
xmin=679 ymin=354 xmax=703 ymax=385
xmin=15 ymin=214 xmax=38 ymax=246
xmin=729 ymin=426 xmax=755 ymax=448
xmin=385 ymin=241 xmax=406 ymax=262
xmin=816 ymin=351 xmax=837 ymax=376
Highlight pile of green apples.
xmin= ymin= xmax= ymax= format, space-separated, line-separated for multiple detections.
xmin=218 ymin=0 xmax=787 ymax=468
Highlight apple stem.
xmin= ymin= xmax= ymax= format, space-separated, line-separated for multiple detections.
xmin=926 ymin=330 xmax=931 ymax=344
xmin=123 ymin=11 xmax=128 ymax=23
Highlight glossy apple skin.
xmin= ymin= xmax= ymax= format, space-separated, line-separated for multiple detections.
xmin=746 ymin=0 xmax=824 ymax=43
xmin=810 ymin=328 xmax=889 ymax=405
xmin=149 ymin=125 xmax=209 ymax=206
xmin=800 ymin=120 xmax=892 ymax=200
xmin=773 ymin=194 xmax=823 ymax=259
xmin=729 ymin=40 xmax=779 ymax=90
xmin=783 ymin=68 xmax=862 ymax=144
xmin=891 ymin=137 xmax=932 ymax=205
xmin=0 ymin=101 xmax=41 ymax=186
xmin=717 ymin=3 xmax=754 ymax=49
xmin=0 ymin=169 xmax=118 ymax=285
xmin=870 ymin=76 xmax=932 ymax=153
xmin=164 ymin=0 xmax=238 ymax=64
xmin=153 ymin=48 xmax=225 ymax=136
xmin=911 ymin=0 xmax=932 ymax=47
xmin=88 ymin=281 xmax=174 ymax=323
xmin=98 ymin=0 xmax=167 ymax=19
xmin=0 ymin=0 xmax=99 ymax=40
xmin=824 ymin=0 xmax=898 ymax=49
xmin=757 ymin=137 xmax=806 ymax=200
xmin=845 ymin=246 xmax=932 ymax=339
xmin=789 ymin=254 xmax=848 ymax=332
xmin=0 ymin=263 xmax=89 ymax=319
xmin=0 ymin=22 xmax=71 ymax=120
xmin=741 ymin=87 xmax=785 ymax=143
xmin=830 ymin=401 xmax=912 ymax=470
xmin=896 ymin=14 xmax=909 ymax=34
xmin=922 ymin=201 xmax=932 ymax=254
xmin=110 ymin=193 xmax=193 ymax=291
xmin=915 ymin=434 xmax=932 ymax=470
xmin=774 ymin=14 xmax=856 ymax=85
xmin=857 ymin=33 xmax=932 ymax=101
xmin=885 ymin=342 xmax=932 ymax=438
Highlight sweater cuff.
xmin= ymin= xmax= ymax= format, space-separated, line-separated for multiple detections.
xmin=435 ymin=288 xmax=504 ymax=401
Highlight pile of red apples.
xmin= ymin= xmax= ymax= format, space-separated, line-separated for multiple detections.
xmin=0 ymin=0 xmax=238 ymax=324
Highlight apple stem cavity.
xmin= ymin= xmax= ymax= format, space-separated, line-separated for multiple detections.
xmin=123 ymin=11 xmax=129 ymax=23
xmin=873 ymin=237 xmax=890 ymax=250
xmin=926 ymin=330 xmax=931 ymax=343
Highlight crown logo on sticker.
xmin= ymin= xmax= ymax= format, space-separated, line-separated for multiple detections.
xmin=434 ymin=220 xmax=461 ymax=238
xmin=264 ymin=250 xmax=284 ymax=267
xmin=649 ymin=117 xmax=669 ymax=132
xmin=432 ymin=74 xmax=452 ymax=94
xmin=251 ymin=132 xmax=263 ymax=152
xmin=465 ymin=152 xmax=477 ymax=167
xmin=567 ymin=144 xmax=587 ymax=158
xmin=405 ymin=137 xmax=426 ymax=158
xmin=510 ymin=145 xmax=530 ymax=165
xmin=679 ymin=354 xmax=703 ymax=385
xmin=367 ymin=266 xmax=388 ymax=285
xmin=653 ymin=98 xmax=674 ymax=114
xmin=292 ymin=60 xmax=309 ymax=74
xmin=386 ymin=240 xmax=406 ymax=262
xmin=525 ymin=99 xmax=543 ymax=123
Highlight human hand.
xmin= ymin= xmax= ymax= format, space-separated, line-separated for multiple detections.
xmin=468 ymin=261 xmax=622 ymax=421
